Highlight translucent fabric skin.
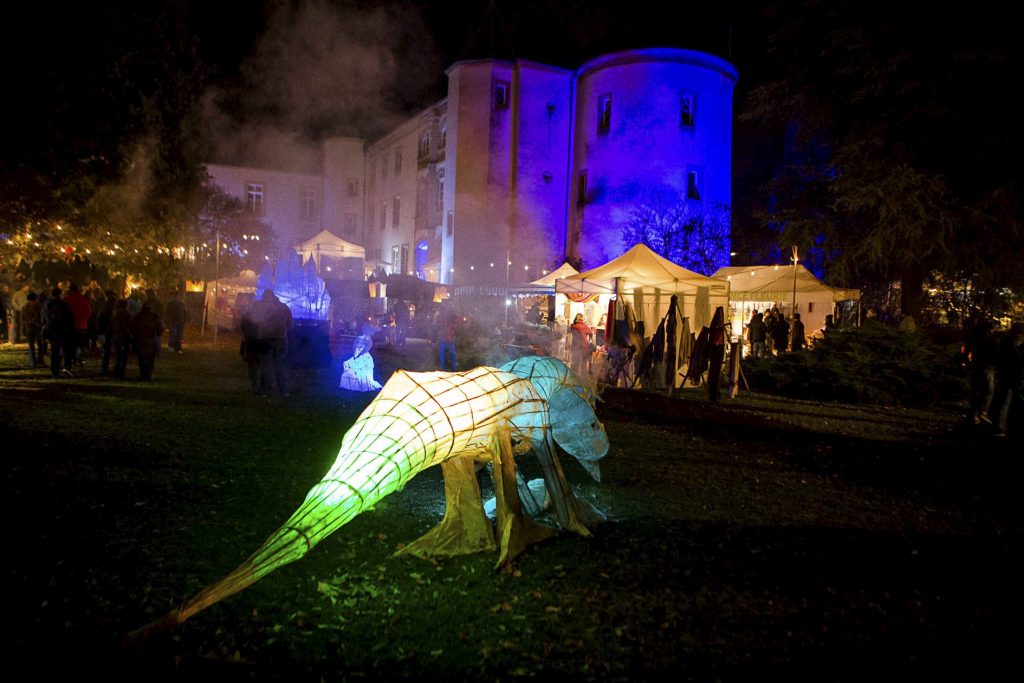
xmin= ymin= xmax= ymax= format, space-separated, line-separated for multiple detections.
xmin=136 ymin=363 xmax=606 ymax=634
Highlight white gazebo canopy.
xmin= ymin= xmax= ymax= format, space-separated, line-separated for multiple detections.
xmin=712 ymin=264 xmax=860 ymax=303
xmin=294 ymin=230 xmax=366 ymax=273
xmin=528 ymin=262 xmax=580 ymax=290
xmin=712 ymin=264 xmax=861 ymax=337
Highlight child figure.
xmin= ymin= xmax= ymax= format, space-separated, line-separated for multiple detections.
xmin=339 ymin=334 xmax=382 ymax=391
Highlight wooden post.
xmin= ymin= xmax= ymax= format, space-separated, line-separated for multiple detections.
xmin=728 ymin=340 xmax=741 ymax=398
xmin=213 ymin=230 xmax=221 ymax=345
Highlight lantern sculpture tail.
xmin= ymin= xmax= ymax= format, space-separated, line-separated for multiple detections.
xmin=127 ymin=438 xmax=411 ymax=639
xmin=128 ymin=367 xmax=555 ymax=638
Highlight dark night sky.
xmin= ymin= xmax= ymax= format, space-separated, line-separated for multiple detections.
xmin=1 ymin=0 xmax=1019 ymax=211
xmin=177 ymin=0 xmax=763 ymax=139
xmin=0 ymin=1 xmax=763 ymax=146
xmin=183 ymin=1 xmax=752 ymax=85
xmin=4 ymin=0 xmax=1016 ymax=122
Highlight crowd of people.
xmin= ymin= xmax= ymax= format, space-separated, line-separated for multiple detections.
xmin=5 ymin=281 xmax=189 ymax=380
xmin=10 ymin=280 xmax=1017 ymax=435
xmin=744 ymin=306 xmax=813 ymax=358
xmin=965 ymin=317 xmax=1023 ymax=437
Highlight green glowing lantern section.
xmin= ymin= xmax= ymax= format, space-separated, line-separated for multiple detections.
xmin=164 ymin=366 xmax=550 ymax=626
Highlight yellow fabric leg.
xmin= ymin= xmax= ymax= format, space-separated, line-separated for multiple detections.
xmin=536 ymin=432 xmax=605 ymax=536
xmin=395 ymin=457 xmax=497 ymax=559
xmin=492 ymin=432 xmax=554 ymax=568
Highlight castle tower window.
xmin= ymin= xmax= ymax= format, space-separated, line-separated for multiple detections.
xmin=681 ymin=93 xmax=696 ymax=128
xmin=686 ymin=168 xmax=703 ymax=201
xmin=597 ymin=95 xmax=611 ymax=133
xmin=495 ymin=81 xmax=510 ymax=109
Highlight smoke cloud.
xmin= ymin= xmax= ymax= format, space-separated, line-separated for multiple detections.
xmin=205 ymin=0 xmax=441 ymax=169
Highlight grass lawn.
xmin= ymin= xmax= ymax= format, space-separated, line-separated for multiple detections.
xmin=1 ymin=331 xmax=1021 ymax=681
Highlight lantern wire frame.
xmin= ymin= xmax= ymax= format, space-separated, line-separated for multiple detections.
xmin=132 ymin=361 xmax=607 ymax=636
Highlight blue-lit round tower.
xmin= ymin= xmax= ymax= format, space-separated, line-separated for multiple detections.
xmin=570 ymin=48 xmax=738 ymax=270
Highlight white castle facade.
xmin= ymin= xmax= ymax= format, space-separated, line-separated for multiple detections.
xmin=206 ymin=48 xmax=738 ymax=287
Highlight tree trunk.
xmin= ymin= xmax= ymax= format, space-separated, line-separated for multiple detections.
xmin=900 ymin=265 xmax=926 ymax=321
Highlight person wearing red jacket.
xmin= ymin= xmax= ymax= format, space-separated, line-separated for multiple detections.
xmin=568 ymin=313 xmax=594 ymax=376
xmin=63 ymin=283 xmax=92 ymax=365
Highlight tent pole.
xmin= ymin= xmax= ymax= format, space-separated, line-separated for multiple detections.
xmin=790 ymin=246 xmax=798 ymax=318
xmin=214 ymin=230 xmax=221 ymax=345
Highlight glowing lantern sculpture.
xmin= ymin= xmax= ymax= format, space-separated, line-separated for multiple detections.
xmin=136 ymin=360 xmax=608 ymax=633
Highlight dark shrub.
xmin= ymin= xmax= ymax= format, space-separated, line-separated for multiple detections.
xmin=742 ymin=321 xmax=966 ymax=406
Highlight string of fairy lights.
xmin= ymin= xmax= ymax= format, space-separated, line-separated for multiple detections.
xmin=4 ymin=222 xmax=570 ymax=295
xmin=422 ymin=260 xmax=550 ymax=281
xmin=0 ymin=224 xmax=271 ymax=270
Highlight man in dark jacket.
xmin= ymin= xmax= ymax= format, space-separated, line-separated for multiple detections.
xmin=256 ymin=290 xmax=293 ymax=396
xmin=965 ymin=317 xmax=998 ymax=425
xmin=111 ymin=299 xmax=133 ymax=379
xmin=21 ymin=291 xmax=43 ymax=368
xmin=746 ymin=309 xmax=766 ymax=358
xmin=130 ymin=302 xmax=163 ymax=380
xmin=46 ymin=288 xmax=77 ymax=377
xmin=994 ymin=322 xmax=1023 ymax=437
xmin=790 ymin=313 xmax=806 ymax=352
xmin=771 ymin=312 xmax=789 ymax=356
xmin=97 ymin=291 xmax=116 ymax=375
xmin=164 ymin=289 xmax=188 ymax=353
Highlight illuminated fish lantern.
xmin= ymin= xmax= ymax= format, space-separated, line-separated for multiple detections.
xmin=137 ymin=365 xmax=604 ymax=633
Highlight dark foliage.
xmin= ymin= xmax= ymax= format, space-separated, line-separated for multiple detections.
xmin=743 ymin=321 xmax=966 ymax=406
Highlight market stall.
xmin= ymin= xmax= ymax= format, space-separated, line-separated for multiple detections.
xmin=556 ymin=244 xmax=730 ymax=387
xmin=559 ymin=245 xmax=729 ymax=328
xmin=712 ymin=264 xmax=861 ymax=344
xmin=203 ymin=269 xmax=259 ymax=332
xmin=517 ymin=262 xmax=583 ymax=356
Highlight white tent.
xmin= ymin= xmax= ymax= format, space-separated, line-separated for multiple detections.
xmin=556 ymin=243 xmax=730 ymax=333
xmin=712 ymin=264 xmax=861 ymax=340
xmin=294 ymin=230 xmax=365 ymax=277
xmin=527 ymin=261 xmax=579 ymax=290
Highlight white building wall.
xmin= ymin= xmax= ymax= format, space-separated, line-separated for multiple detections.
xmin=322 ymin=137 xmax=366 ymax=245
xmin=366 ymin=116 xmax=421 ymax=277
xmin=446 ymin=60 xmax=514 ymax=287
xmin=205 ymin=164 xmax=322 ymax=259
xmin=413 ymin=104 xmax=447 ymax=283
